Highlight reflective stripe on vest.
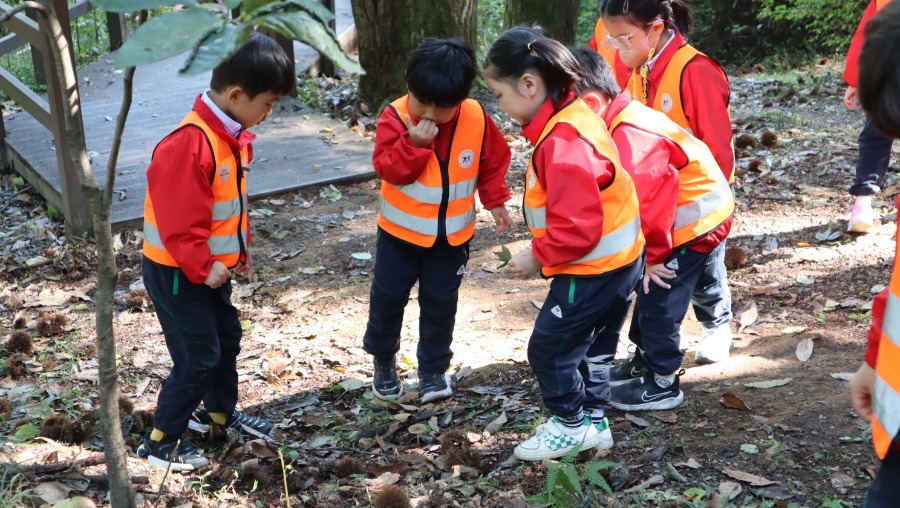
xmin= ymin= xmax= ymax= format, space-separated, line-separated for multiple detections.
xmin=874 ymin=240 xmax=900 ymax=458
xmin=143 ymin=110 xmax=250 ymax=268
xmin=627 ymin=44 xmax=735 ymax=184
xmin=377 ymin=96 xmax=485 ymax=247
xmin=593 ymin=18 xmax=618 ymax=68
xmin=610 ymin=100 xmax=734 ymax=246
xmin=524 ymin=98 xmax=644 ymax=277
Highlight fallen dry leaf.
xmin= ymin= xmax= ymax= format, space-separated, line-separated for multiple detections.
xmin=716 ymin=481 xmax=742 ymax=502
xmin=722 ymin=468 xmax=778 ymax=486
xmin=625 ymin=414 xmax=651 ymax=427
xmin=364 ymin=463 xmax=407 ymax=476
xmin=676 ymin=458 xmax=701 ymax=469
xmin=484 ymin=411 xmax=507 ymax=436
xmin=795 ymin=337 xmax=814 ymax=362
xmin=743 ymin=378 xmax=792 ymax=389
xmin=365 ymin=472 xmax=400 ymax=488
xmin=720 ymin=393 xmax=751 ymax=412
xmin=737 ymin=301 xmax=758 ymax=331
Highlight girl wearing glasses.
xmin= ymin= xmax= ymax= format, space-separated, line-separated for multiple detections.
xmin=600 ymin=0 xmax=736 ymax=366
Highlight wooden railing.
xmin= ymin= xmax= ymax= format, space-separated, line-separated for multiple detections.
xmin=0 ymin=0 xmax=124 ymax=234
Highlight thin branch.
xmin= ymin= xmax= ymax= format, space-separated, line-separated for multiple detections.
xmin=0 ymin=185 xmax=32 ymax=213
xmin=303 ymin=447 xmax=424 ymax=464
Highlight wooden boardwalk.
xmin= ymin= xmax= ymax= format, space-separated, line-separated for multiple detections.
xmin=3 ymin=19 xmax=373 ymax=229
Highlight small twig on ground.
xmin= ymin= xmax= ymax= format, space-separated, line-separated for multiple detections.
xmin=0 ymin=186 xmax=33 ymax=214
xmin=278 ymin=448 xmax=291 ymax=508
xmin=22 ymin=453 xmax=105 ymax=475
xmin=152 ymin=439 xmax=181 ymax=508
xmin=303 ymin=447 xmax=424 ymax=464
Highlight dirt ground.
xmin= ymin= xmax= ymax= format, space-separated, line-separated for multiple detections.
xmin=0 ymin=61 xmax=897 ymax=507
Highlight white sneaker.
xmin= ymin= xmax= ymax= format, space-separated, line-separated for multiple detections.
xmin=514 ymin=417 xmax=601 ymax=461
xmin=847 ymin=199 xmax=874 ymax=233
xmin=695 ymin=325 xmax=734 ymax=365
xmin=592 ymin=417 xmax=614 ymax=450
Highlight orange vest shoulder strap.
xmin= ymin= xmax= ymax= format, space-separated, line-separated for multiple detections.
xmin=876 ymin=0 xmax=891 ymax=11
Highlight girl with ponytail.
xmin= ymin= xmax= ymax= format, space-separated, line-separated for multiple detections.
xmin=600 ymin=0 xmax=737 ymax=366
xmin=483 ymin=27 xmax=645 ymax=461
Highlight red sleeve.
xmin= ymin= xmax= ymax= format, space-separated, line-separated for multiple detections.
xmin=530 ymin=125 xmax=613 ymax=267
xmin=475 ymin=112 xmax=512 ymax=210
xmin=146 ymin=127 xmax=216 ymax=284
xmin=867 ymin=288 xmax=888 ymax=368
xmin=588 ymin=34 xmax=598 ymax=51
xmin=844 ymin=1 xmax=879 ymax=88
xmin=372 ymin=107 xmax=433 ymax=185
xmin=613 ymin=126 xmax=681 ymax=265
xmin=681 ymin=58 xmax=734 ymax=183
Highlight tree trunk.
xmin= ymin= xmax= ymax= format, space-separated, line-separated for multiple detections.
xmin=352 ymin=0 xmax=476 ymax=109
xmin=505 ymin=0 xmax=580 ymax=45
xmin=36 ymin=1 xmax=136 ymax=506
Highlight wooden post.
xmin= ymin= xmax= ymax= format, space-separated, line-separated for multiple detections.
xmin=41 ymin=0 xmax=91 ymax=235
xmin=317 ymin=0 xmax=336 ymax=77
xmin=26 ymin=9 xmax=45 ymax=87
xmin=106 ymin=12 xmax=126 ymax=51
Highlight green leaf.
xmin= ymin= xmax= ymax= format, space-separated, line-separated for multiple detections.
xmin=225 ymin=0 xmax=243 ymax=8
xmin=46 ymin=203 xmax=59 ymax=218
xmin=14 ymin=423 xmax=39 ymax=441
xmin=560 ymin=463 xmax=582 ymax=496
xmin=12 ymin=176 xmax=24 ymax=186
xmin=337 ymin=378 xmax=365 ymax=392
xmin=494 ymin=245 xmax=511 ymax=268
xmin=243 ymin=0 xmax=279 ymax=12
xmin=179 ymin=24 xmax=252 ymax=76
xmin=115 ymin=8 xmax=223 ymax=69
xmin=254 ymin=11 xmax=364 ymax=74
xmin=91 ymin=0 xmax=197 ymax=11
xmin=252 ymin=0 xmax=335 ymax=26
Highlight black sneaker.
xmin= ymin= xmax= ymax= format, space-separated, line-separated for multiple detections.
xmin=610 ymin=370 xmax=684 ymax=411
xmin=418 ymin=371 xmax=452 ymax=403
xmin=191 ymin=408 xmax=274 ymax=442
xmin=609 ymin=350 xmax=649 ymax=387
xmin=136 ymin=434 xmax=209 ymax=472
xmin=372 ymin=356 xmax=404 ymax=400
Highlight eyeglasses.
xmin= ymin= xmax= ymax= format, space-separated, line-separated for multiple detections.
xmin=603 ymin=18 xmax=662 ymax=50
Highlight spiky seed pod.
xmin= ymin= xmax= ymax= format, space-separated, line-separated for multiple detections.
xmin=748 ymin=159 xmax=766 ymax=173
xmin=41 ymin=358 xmax=57 ymax=371
xmin=7 ymin=354 xmax=26 ymax=379
xmin=36 ymin=312 xmax=66 ymax=337
xmin=6 ymin=331 xmax=34 ymax=354
xmin=40 ymin=415 xmax=69 ymax=441
xmin=124 ymin=290 xmax=152 ymax=311
xmin=4 ymin=294 xmax=23 ymax=309
xmin=333 ymin=456 xmax=365 ymax=477
xmin=734 ymin=134 xmax=756 ymax=149
xmin=12 ymin=311 xmax=26 ymax=329
xmin=239 ymin=462 xmax=272 ymax=489
xmin=371 ymin=485 xmax=412 ymax=508
xmin=725 ymin=247 xmax=749 ymax=270
xmin=0 ymin=398 xmax=11 ymax=421
xmin=760 ymin=130 xmax=778 ymax=147
xmin=118 ymin=395 xmax=134 ymax=416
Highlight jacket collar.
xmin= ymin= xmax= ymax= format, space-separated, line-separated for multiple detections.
xmin=645 ymin=30 xmax=686 ymax=82
xmin=192 ymin=94 xmax=256 ymax=150
xmin=521 ymin=92 xmax=576 ymax=145
xmin=601 ymin=90 xmax=634 ymax=128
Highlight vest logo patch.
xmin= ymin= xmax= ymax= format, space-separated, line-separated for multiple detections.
xmin=666 ymin=258 xmax=679 ymax=271
xmin=660 ymin=93 xmax=674 ymax=113
xmin=456 ymin=264 xmax=466 ymax=276
xmin=458 ymin=149 xmax=475 ymax=169
xmin=551 ymin=305 xmax=563 ymax=319
xmin=528 ymin=172 xmax=537 ymax=189
xmin=218 ymin=163 xmax=230 ymax=183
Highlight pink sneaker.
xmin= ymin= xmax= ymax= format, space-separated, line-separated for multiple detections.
xmin=847 ymin=202 xmax=874 ymax=233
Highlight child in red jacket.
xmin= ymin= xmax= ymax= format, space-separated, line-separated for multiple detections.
xmin=843 ymin=0 xmax=895 ymax=233
xmin=599 ymin=0 xmax=735 ymax=365
xmin=139 ymin=34 xmax=295 ymax=472
xmin=570 ymin=47 xmax=734 ymax=411
xmin=849 ymin=1 xmax=900 ymax=504
xmin=364 ymin=38 xmax=514 ymax=404
xmin=484 ymin=26 xmax=644 ymax=460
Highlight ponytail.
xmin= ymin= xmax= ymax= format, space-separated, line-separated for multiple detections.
xmin=484 ymin=26 xmax=582 ymax=107
xmin=601 ymin=0 xmax=694 ymax=39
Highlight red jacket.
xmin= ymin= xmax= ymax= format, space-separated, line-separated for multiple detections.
xmin=845 ymin=1 xmax=882 ymax=88
xmin=616 ymin=32 xmax=734 ymax=183
xmin=522 ymin=93 xmax=619 ymax=268
xmin=602 ymin=92 xmax=732 ymax=264
xmin=145 ymin=95 xmax=255 ymax=284
xmin=372 ymin=99 xmax=512 ymax=210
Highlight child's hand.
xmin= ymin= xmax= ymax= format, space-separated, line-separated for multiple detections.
xmin=844 ymin=86 xmax=859 ymax=109
xmin=490 ymin=206 xmax=518 ymax=234
xmin=508 ymin=248 xmax=541 ymax=279
xmin=406 ymin=114 xmax=438 ymax=147
xmin=849 ymin=362 xmax=876 ymax=422
xmin=643 ymin=263 xmax=676 ymax=294
xmin=235 ymin=251 xmax=253 ymax=276
xmin=204 ymin=261 xmax=232 ymax=289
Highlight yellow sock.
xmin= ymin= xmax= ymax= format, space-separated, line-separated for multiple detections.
xmin=210 ymin=412 xmax=228 ymax=425
xmin=149 ymin=428 xmax=165 ymax=441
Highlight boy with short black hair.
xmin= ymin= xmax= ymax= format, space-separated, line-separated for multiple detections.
xmin=849 ymin=2 xmax=900 ymax=504
xmin=365 ymin=37 xmax=514 ymax=403
xmin=139 ymin=33 xmax=295 ymax=471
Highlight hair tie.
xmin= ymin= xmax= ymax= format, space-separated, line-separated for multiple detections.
xmin=527 ymin=41 xmax=534 ymax=52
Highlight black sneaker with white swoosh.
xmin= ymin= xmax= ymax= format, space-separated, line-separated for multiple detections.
xmin=610 ymin=370 xmax=684 ymax=411
xmin=609 ymin=350 xmax=650 ymax=387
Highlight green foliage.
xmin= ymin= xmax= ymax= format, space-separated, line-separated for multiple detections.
xmin=757 ymin=0 xmax=866 ymax=52
xmin=576 ymin=0 xmax=600 ymax=47
xmin=528 ymin=448 xmax=616 ymax=507
xmin=90 ymin=0 xmax=195 ymax=10
xmin=0 ymin=470 xmax=29 ymax=508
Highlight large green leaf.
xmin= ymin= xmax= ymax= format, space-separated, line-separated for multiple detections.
xmin=252 ymin=0 xmax=334 ymax=26
xmin=243 ymin=0 xmax=279 ymax=13
xmin=224 ymin=0 xmax=243 ymax=8
xmin=90 ymin=0 xmax=197 ymax=12
xmin=180 ymin=24 xmax=252 ymax=75
xmin=115 ymin=8 xmax=222 ymax=69
xmin=255 ymin=11 xmax=363 ymax=74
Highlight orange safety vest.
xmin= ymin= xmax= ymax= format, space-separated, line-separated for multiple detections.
xmin=524 ymin=98 xmax=644 ymax=277
xmin=143 ymin=111 xmax=250 ymax=268
xmin=876 ymin=0 xmax=891 ymax=10
xmin=377 ymin=96 xmax=485 ymax=248
xmin=626 ymin=44 xmax=735 ymax=184
xmin=592 ymin=18 xmax=618 ymax=68
xmin=874 ymin=226 xmax=900 ymax=459
xmin=609 ymin=99 xmax=734 ymax=246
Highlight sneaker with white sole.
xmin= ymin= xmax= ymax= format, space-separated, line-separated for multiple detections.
xmin=609 ymin=350 xmax=649 ymax=387
xmin=848 ymin=200 xmax=875 ymax=233
xmin=695 ymin=325 xmax=734 ymax=365
xmin=372 ymin=356 xmax=404 ymax=400
xmin=611 ymin=370 xmax=684 ymax=411
xmin=136 ymin=434 xmax=209 ymax=472
xmin=191 ymin=408 xmax=275 ymax=442
xmin=514 ymin=417 xmax=601 ymax=461
xmin=418 ymin=371 xmax=453 ymax=403
xmin=592 ymin=416 xmax=614 ymax=450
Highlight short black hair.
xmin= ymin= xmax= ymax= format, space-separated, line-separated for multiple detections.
xmin=406 ymin=38 xmax=476 ymax=108
xmin=484 ymin=26 xmax=582 ymax=108
xmin=601 ymin=0 xmax=695 ymax=39
xmin=859 ymin=0 xmax=900 ymax=139
xmin=569 ymin=47 xmax=620 ymax=100
xmin=210 ymin=32 xmax=296 ymax=99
